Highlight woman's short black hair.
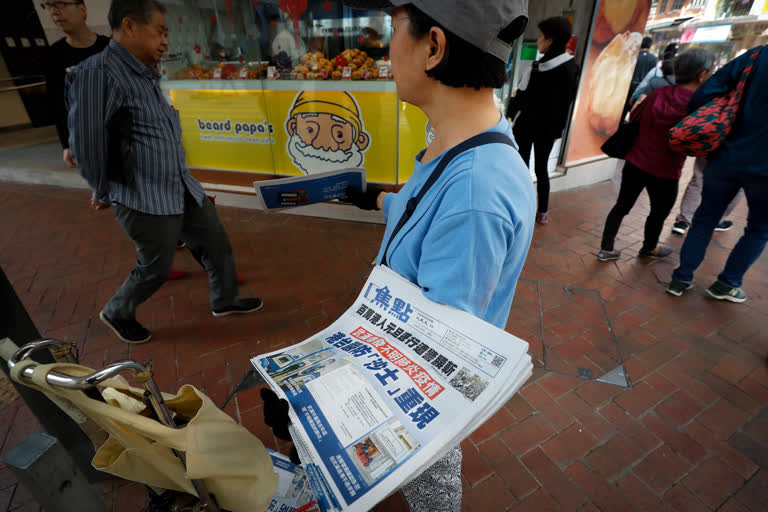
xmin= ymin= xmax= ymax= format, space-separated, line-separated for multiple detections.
xmin=674 ymin=48 xmax=715 ymax=84
xmin=403 ymin=4 xmax=508 ymax=90
xmin=661 ymin=59 xmax=675 ymax=77
xmin=537 ymin=17 xmax=572 ymax=48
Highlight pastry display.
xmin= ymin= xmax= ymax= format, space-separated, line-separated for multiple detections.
xmin=592 ymin=0 xmax=645 ymax=45
xmin=291 ymin=48 xmax=383 ymax=79
xmin=586 ymin=31 xmax=643 ymax=136
xmin=173 ymin=61 xmax=269 ymax=80
xmin=171 ymin=50 xmax=391 ymax=81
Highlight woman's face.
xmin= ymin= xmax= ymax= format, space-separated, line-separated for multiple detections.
xmin=537 ymin=31 xmax=552 ymax=54
xmin=389 ymin=7 xmax=431 ymax=105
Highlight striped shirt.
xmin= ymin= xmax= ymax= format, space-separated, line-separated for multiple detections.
xmin=66 ymin=40 xmax=204 ymax=215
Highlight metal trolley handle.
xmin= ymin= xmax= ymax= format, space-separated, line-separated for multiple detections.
xmin=8 ymin=339 xmax=221 ymax=512
xmin=10 ymin=339 xmax=150 ymax=389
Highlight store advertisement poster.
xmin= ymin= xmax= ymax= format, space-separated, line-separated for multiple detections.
xmin=565 ymin=0 xmax=653 ymax=166
xmin=170 ymin=89 xmax=407 ymax=184
xmin=253 ymin=168 xmax=365 ymax=210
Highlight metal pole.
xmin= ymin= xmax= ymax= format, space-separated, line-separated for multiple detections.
xmin=0 ymin=266 xmax=109 ymax=483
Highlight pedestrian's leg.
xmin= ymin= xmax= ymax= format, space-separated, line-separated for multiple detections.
xmin=401 ymin=446 xmax=462 ymax=512
xmin=717 ymin=175 xmax=768 ymax=288
xmin=533 ymin=137 xmax=556 ymax=213
xmin=676 ymin=157 xmax=705 ymax=225
xmin=513 ymin=125 xmax=533 ymax=170
xmin=641 ymin=176 xmax=678 ymax=253
xmin=103 ymin=205 xmax=181 ymax=320
xmin=672 ymin=166 xmax=739 ymax=283
xmin=600 ymin=162 xmax=646 ymax=251
xmin=180 ymin=192 xmax=239 ymax=310
xmin=721 ymin=189 xmax=744 ymax=220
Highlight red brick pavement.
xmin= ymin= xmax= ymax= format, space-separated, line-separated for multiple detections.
xmin=0 ymin=173 xmax=766 ymax=511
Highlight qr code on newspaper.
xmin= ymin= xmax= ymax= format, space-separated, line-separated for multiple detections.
xmin=491 ymin=355 xmax=504 ymax=368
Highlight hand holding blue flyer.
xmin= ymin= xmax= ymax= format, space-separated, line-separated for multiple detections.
xmin=253 ymin=168 xmax=366 ymax=210
xmin=251 ymin=265 xmax=533 ymax=512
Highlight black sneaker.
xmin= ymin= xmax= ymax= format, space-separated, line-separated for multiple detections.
xmin=212 ymin=297 xmax=264 ymax=317
xmin=666 ymin=279 xmax=694 ymax=297
xmin=715 ymin=220 xmax=734 ymax=232
xmin=706 ymin=281 xmax=747 ymax=303
xmin=672 ymin=221 xmax=689 ymax=235
xmin=176 ymin=240 xmax=186 ymax=249
xmin=99 ymin=311 xmax=151 ymax=344
xmin=639 ymin=246 xmax=674 ymax=258
xmin=597 ymin=250 xmax=621 ymax=262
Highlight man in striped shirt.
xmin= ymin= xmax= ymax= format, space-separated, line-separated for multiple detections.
xmin=66 ymin=0 xmax=262 ymax=344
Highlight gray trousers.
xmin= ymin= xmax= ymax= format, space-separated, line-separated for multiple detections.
xmin=401 ymin=445 xmax=462 ymax=512
xmin=104 ymin=192 xmax=238 ymax=320
xmin=677 ymin=157 xmax=743 ymax=225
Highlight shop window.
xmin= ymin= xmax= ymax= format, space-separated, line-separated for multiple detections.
xmin=160 ymin=0 xmax=393 ymax=81
xmin=650 ymin=0 xmax=659 ymax=15
xmin=671 ymin=0 xmax=686 ymax=9
xmin=715 ymin=0 xmax=755 ymax=18
xmin=690 ymin=0 xmax=707 ymax=6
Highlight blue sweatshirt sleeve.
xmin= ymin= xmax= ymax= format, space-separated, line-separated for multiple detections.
xmin=416 ymin=210 xmax=514 ymax=319
xmin=688 ymin=52 xmax=749 ymax=112
xmin=382 ymin=191 xmax=396 ymax=223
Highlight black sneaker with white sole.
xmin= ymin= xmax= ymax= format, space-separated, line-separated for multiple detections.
xmin=715 ymin=220 xmax=734 ymax=232
xmin=99 ymin=311 xmax=152 ymax=344
xmin=212 ymin=297 xmax=264 ymax=317
xmin=706 ymin=281 xmax=747 ymax=303
xmin=666 ymin=279 xmax=694 ymax=297
xmin=597 ymin=250 xmax=621 ymax=262
xmin=672 ymin=221 xmax=689 ymax=235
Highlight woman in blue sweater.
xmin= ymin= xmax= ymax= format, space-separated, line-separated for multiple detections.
xmin=344 ymin=1 xmax=535 ymax=510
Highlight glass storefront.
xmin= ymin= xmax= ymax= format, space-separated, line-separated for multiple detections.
xmin=157 ymin=0 xmax=426 ymax=186
xmin=650 ymin=20 xmax=768 ymax=71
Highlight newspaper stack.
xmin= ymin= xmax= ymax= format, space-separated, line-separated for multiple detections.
xmin=252 ymin=265 xmax=532 ymax=512
xmin=266 ymin=449 xmax=319 ymax=512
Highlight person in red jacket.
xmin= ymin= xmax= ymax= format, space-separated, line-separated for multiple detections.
xmin=597 ymin=48 xmax=715 ymax=262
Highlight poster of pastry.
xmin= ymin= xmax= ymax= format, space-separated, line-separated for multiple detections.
xmin=565 ymin=0 xmax=653 ymax=165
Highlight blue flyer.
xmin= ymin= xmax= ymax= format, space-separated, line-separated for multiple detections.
xmin=254 ymin=168 xmax=366 ymax=210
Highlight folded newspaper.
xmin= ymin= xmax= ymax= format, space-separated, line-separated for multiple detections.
xmin=267 ymin=449 xmax=319 ymax=512
xmin=252 ymin=265 xmax=532 ymax=512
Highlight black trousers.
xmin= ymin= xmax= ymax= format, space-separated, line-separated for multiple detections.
xmin=601 ymin=161 xmax=679 ymax=252
xmin=513 ymin=125 xmax=555 ymax=214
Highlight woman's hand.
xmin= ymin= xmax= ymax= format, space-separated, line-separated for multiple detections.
xmin=376 ymin=191 xmax=387 ymax=210
xmin=261 ymin=387 xmax=301 ymax=464
xmin=346 ymin=185 xmax=385 ymax=211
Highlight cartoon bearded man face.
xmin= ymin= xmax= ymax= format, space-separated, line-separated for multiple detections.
xmin=286 ymin=91 xmax=371 ymax=174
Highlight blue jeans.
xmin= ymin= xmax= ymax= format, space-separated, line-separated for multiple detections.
xmin=672 ymin=165 xmax=768 ymax=287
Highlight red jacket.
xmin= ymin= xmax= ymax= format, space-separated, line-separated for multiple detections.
xmin=626 ymin=85 xmax=694 ymax=180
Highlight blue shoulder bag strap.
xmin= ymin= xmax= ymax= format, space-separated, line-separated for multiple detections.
xmin=381 ymin=131 xmax=515 ymax=267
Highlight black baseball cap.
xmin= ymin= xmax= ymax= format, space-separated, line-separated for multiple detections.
xmin=344 ymin=0 xmax=528 ymax=63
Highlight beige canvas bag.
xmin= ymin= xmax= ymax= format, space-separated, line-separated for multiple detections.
xmin=10 ymin=360 xmax=278 ymax=512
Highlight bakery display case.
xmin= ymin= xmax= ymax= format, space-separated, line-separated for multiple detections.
xmin=156 ymin=0 xmax=423 ymax=188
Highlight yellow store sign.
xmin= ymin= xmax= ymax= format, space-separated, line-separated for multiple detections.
xmin=169 ymin=87 xmax=429 ymax=185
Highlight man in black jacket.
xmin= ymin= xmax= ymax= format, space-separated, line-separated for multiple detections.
xmin=629 ymin=36 xmax=658 ymax=99
xmin=506 ymin=16 xmax=578 ymax=225
xmin=41 ymin=1 xmax=110 ymax=168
